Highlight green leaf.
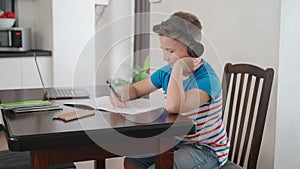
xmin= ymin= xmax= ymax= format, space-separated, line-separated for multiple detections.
xmin=132 ymin=72 xmax=148 ymax=83
xmin=133 ymin=66 xmax=143 ymax=72
xmin=143 ymin=56 xmax=150 ymax=72
xmin=111 ymin=78 xmax=130 ymax=87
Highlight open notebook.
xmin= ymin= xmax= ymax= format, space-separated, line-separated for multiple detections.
xmin=63 ymin=96 xmax=165 ymax=115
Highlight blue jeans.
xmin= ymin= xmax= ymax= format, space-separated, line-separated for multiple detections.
xmin=125 ymin=143 xmax=219 ymax=169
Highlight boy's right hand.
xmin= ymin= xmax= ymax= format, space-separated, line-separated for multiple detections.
xmin=109 ymin=86 xmax=132 ymax=108
xmin=109 ymin=92 xmax=126 ymax=108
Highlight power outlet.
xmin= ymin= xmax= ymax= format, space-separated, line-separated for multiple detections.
xmin=95 ymin=0 xmax=110 ymax=6
xmin=149 ymin=0 xmax=162 ymax=3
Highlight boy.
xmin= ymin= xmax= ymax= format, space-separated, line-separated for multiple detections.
xmin=110 ymin=11 xmax=229 ymax=169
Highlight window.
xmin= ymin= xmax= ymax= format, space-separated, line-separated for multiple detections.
xmin=133 ymin=0 xmax=150 ymax=69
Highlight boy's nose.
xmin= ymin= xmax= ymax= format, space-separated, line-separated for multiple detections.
xmin=163 ymin=56 xmax=168 ymax=61
xmin=163 ymin=51 xmax=170 ymax=61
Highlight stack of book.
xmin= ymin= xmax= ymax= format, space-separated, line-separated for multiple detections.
xmin=0 ymin=100 xmax=63 ymax=114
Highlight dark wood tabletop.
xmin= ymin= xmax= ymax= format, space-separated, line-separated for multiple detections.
xmin=1 ymin=86 xmax=196 ymax=154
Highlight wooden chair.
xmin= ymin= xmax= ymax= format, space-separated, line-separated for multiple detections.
xmin=220 ymin=63 xmax=274 ymax=169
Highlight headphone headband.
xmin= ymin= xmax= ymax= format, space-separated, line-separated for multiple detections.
xmin=164 ymin=17 xmax=196 ymax=43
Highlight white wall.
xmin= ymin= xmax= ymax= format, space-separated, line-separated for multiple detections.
xmin=150 ymin=1 xmax=280 ymax=169
xmin=95 ymin=0 xmax=134 ymax=86
xmin=52 ymin=0 xmax=133 ymax=88
xmin=275 ymin=0 xmax=300 ymax=168
xmin=52 ymin=0 xmax=95 ymax=87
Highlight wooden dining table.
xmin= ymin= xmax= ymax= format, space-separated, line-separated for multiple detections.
xmin=0 ymin=86 xmax=195 ymax=169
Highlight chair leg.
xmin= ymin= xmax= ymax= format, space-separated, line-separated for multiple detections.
xmin=94 ymin=159 xmax=105 ymax=169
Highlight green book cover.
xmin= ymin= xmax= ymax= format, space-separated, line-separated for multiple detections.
xmin=0 ymin=100 xmax=48 ymax=108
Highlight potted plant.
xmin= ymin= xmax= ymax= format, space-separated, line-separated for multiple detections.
xmin=112 ymin=56 xmax=150 ymax=87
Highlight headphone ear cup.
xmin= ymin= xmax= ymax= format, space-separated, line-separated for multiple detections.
xmin=188 ymin=42 xmax=204 ymax=58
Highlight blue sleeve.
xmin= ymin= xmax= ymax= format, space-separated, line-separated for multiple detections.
xmin=197 ymin=75 xmax=222 ymax=100
xmin=150 ymin=69 xmax=163 ymax=89
xmin=150 ymin=65 xmax=171 ymax=89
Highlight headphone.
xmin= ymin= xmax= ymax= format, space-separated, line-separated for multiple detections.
xmin=164 ymin=17 xmax=204 ymax=58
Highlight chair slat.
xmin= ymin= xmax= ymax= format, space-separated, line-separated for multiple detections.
xmin=227 ymin=73 xmax=237 ymax=160
xmin=231 ymin=73 xmax=245 ymax=163
xmin=222 ymin=63 xmax=232 ymax=114
xmin=234 ymin=74 xmax=252 ymax=164
xmin=239 ymin=77 xmax=260 ymax=166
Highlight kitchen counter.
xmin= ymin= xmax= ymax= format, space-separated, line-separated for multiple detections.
xmin=0 ymin=50 xmax=51 ymax=58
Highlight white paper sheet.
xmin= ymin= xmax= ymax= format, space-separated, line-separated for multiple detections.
xmin=64 ymin=96 xmax=165 ymax=115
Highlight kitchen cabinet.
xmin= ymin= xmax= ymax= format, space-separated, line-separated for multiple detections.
xmin=0 ymin=50 xmax=52 ymax=89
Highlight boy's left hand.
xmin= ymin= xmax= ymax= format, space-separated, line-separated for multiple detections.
xmin=173 ymin=57 xmax=203 ymax=77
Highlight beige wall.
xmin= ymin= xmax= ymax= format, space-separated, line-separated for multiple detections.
xmin=150 ymin=1 xmax=281 ymax=169
xmin=275 ymin=0 xmax=300 ymax=168
xmin=95 ymin=0 xmax=134 ymax=86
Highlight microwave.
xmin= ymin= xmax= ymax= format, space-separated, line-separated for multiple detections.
xmin=0 ymin=27 xmax=31 ymax=52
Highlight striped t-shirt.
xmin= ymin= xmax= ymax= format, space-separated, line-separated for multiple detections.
xmin=150 ymin=60 xmax=229 ymax=166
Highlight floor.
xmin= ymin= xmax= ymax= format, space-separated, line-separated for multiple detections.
xmin=0 ymin=131 xmax=124 ymax=169
xmin=0 ymin=131 xmax=8 ymax=150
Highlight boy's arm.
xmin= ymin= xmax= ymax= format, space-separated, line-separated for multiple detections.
xmin=110 ymin=78 xmax=157 ymax=107
xmin=166 ymin=58 xmax=210 ymax=114
xmin=129 ymin=77 xmax=158 ymax=99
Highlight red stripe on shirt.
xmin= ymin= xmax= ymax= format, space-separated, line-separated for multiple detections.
xmin=197 ymin=114 xmax=220 ymax=126
xmin=218 ymin=152 xmax=229 ymax=158
xmin=184 ymin=122 xmax=222 ymax=139
xmin=210 ymin=132 xmax=227 ymax=144
xmin=199 ymin=122 xmax=223 ymax=136
xmin=213 ymin=139 xmax=229 ymax=147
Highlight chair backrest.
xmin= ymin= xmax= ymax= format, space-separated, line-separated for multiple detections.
xmin=221 ymin=63 xmax=274 ymax=169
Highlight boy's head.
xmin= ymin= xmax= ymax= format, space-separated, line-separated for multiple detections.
xmin=153 ymin=11 xmax=204 ymax=59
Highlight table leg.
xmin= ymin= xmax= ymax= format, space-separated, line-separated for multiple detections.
xmin=31 ymin=150 xmax=49 ymax=169
xmin=155 ymin=151 xmax=174 ymax=169
xmin=94 ymin=159 xmax=105 ymax=169
xmin=155 ymin=138 xmax=174 ymax=169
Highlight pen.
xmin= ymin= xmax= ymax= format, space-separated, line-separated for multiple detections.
xmin=106 ymin=80 xmax=122 ymax=102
